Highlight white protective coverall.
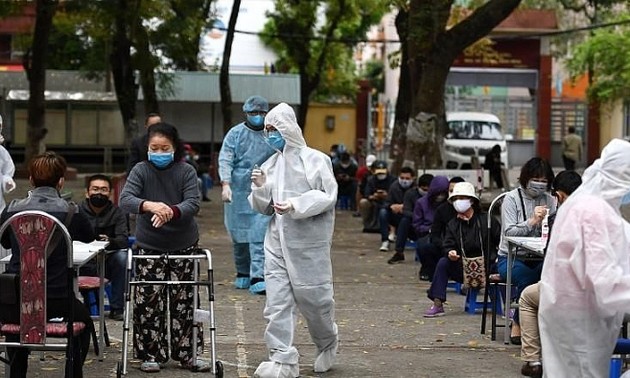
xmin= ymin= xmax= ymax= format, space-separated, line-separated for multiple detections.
xmin=539 ymin=138 xmax=630 ymax=377
xmin=0 ymin=145 xmax=15 ymax=213
xmin=248 ymin=103 xmax=339 ymax=377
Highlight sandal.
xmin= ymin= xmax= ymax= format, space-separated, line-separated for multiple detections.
xmin=181 ymin=359 xmax=211 ymax=372
xmin=140 ymin=360 xmax=161 ymax=373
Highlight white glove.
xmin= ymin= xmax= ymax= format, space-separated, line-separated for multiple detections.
xmin=251 ymin=168 xmax=266 ymax=188
xmin=273 ymin=201 xmax=293 ymax=215
xmin=221 ymin=184 xmax=232 ymax=203
xmin=3 ymin=177 xmax=15 ymax=193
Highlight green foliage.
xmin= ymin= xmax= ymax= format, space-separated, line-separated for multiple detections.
xmin=262 ymin=0 xmax=390 ymax=102
xmin=360 ymin=59 xmax=384 ymax=94
xmin=566 ymin=21 xmax=630 ymax=102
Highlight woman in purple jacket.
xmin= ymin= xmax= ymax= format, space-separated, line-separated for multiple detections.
xmin=412 ymin=176 xmax=450 ymax=281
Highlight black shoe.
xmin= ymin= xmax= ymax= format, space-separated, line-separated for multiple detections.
xmin=202 ymin=196 xmax=211 ymax=202
xmin=510 ymin=335 xmax=522 ymax=345
xmin=387 ymin=252 xmax=405 ymax=264
xmin=109 ymin=309 xmax=124 ymax=321
xmin=521 ymin=362 xmax=542 ymax=378
xmin=419 ymin=272 xmax=430 ymax=281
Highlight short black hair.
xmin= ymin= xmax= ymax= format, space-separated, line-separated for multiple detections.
xmin=450 ymin=176 xmax=465 ymax=184
xmin=417 ymin=173 xmax=434 ymax=187
xmin=147 ymin=122 xmax=185 ymax=162
xmin=553 ymin=170 xmax=582 ymax=195
xmin=400 ymin=166 xmax=415 ymax=176
xmin=518 ymin=157 xmax=555 ymax=190
xmin=86 ymin=174 xmax=112 ymax=190
xmin=568 ymin=126 xmax=576 ymax=134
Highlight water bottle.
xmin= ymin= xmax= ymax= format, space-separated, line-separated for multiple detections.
xmin=541 ymin=211 xmax=549 ymax=244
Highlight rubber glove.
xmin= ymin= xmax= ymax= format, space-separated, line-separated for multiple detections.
xmin=221 ymin=184 xmax=232 ymax=203
xmin=251 ymin=167 xmax=266 ymax=188
xmin=273 ymin=201 xmax=293 ymax=215
xmin=3 ymin=177 xmax=15 ymax=193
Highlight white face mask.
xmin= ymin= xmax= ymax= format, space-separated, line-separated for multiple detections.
xmin=376 ymin=174 xmax=387 ymax=180
xmin=453 ymin=199 xmax=472 ymax=213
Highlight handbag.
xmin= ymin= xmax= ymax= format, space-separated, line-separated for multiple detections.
xmin=459 ymin=219 xmax=486 ymax=289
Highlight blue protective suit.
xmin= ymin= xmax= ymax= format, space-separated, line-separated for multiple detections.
xmin=219 ymin=122 xmax=276 ymax=281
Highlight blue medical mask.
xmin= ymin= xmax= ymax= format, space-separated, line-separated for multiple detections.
xmin=526 ymin=180 xmax=548 ymax=198
xmin=148 ymin=151 xmax=174 ymax=168
xmin=267 ymin=131 xmax=286 ymax=151
xmin=399 ymin=178 xmax=413 ymax=189
xmin=247 ymin=115 xmax=264 ymax=128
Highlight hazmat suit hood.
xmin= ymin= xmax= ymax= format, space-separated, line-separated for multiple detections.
xmin=538 ymin=138 xmax=630 ymax=377
xmin=264 ymin=103 xmax=306 ymax=148
xmin=571 ymin=138 xmax=630 ymax=212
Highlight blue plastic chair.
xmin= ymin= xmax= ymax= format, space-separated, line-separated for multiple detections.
xmin=610 ymin=338 xmax=630 ymax=378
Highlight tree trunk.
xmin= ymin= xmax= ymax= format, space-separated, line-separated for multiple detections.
xmin=220 ymin=0 xmax=240 ymax=134
xmin=390 ymin=8 xmax=411 ymax=174
xmin=110 ymin=0 xmax=139 ymax=147
xmin=296 ymin=72 xmax=313 ymax=129
xmin=23 ymin=0 xmax=57 ymax=165
xmin=135 ymin=20 xmax=159 ymax=115
xmin=398 ymin=0 xmax=523 ymax=169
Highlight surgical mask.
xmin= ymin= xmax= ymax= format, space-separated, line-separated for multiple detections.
xmin=418 ymin=188 xmax=427 ymax=196
xmin=267 ymin=131 xmax=286 ymax=151
xmin=434 ymin=193 xmax=447 ymax=203
xmin=340 ymin=162 xmax=350 ymax=168
xmin=376 ymin=174 xmax=387 ymax=180
xmin=247 ymin=115 xmax=264 ymax=129
xmin=88 ymin=193 xmax=109 ymax=208
xmin=148 ymin=151 xmax=174 ymax=168
xmin=526 ymin=181 xmax=548 ymax=198
xmin=453 ymin=199 xmax=472 ymax=213
xmin=399 ymin=178 xmax=413 ymax=189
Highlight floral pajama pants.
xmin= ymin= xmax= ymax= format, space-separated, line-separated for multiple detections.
xmin=132 ymin=246 xmax=204 ymax=364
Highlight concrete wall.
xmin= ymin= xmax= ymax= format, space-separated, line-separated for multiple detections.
xmin=303 ymin=102 xmax=357 ymax=154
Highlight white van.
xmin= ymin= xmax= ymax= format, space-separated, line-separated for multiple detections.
xmin=441 ymin=112 xmax=509 ymax=169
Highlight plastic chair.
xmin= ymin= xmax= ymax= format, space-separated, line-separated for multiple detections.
xmin=78 ymin=276 xmax=111 ymax=355
xmin=465 ymin=286 xmax=504 ymax=316
xmin=0 ymin=210 xmax=88 ymax=378
xmin=337 ymin=195 xmax=352 ymax=210
xmin=610 ymin=338 xmax=630 ymax=378
xmin=481 ymin=192 xmax=508 ymax=336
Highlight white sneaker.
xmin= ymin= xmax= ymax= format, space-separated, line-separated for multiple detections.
xmin=379 ymin=241 xmax=390 ymax=251
xmin=314 ymin=342 xmax=338 ymax=373
xmin=253 ymin=361 xmax=299 ymax=378
xmin=388 ymin=232 xmax=396 ymax=242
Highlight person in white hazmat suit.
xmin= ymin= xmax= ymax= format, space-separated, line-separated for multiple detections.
xmin=0 ymin=115 xmax=15 ymax=213
xmin=248 ymin=103 xmax=339 ymax=378
xmin=539 ymin=138 xmax=630 ymax=377
xmin=219 ymin=95 xmax=277 ymax=295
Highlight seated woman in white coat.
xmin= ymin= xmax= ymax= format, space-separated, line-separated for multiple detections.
xmin=248 ymin=103 xmax=339 ymax=378
xmin=539 ymin=138 xmax=630 ymax=377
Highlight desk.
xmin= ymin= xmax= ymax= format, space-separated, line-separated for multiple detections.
xmin=73 ymin=241 xmax=108 ymax=360
xmin=504 ymin=236 xmax=545 ymax=345
xmin=0 ymin=240 xmax=108 ymax=359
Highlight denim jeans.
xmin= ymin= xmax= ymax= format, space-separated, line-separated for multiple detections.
xmin=497 ymin=255 xmax=542 ymax=325
xmin=379 ymin=208 xmax=402 ymax=242
xmin=106 ymin=249 xmax=128 ymax=311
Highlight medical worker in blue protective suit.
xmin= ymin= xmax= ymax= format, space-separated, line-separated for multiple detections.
xmin=249 ymin=103 xmax=339 ymax=378
xmin=539 ymin=139 xmax=630 ymax=377
xmin=219 ymin=95 xmax=277 ymax=295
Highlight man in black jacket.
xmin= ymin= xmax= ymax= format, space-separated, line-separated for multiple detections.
xmin=387 ymin=173 xmax=433 ymax=264
xmin=378 ymin=166 xmax=416 ymax=252
xmin=127 ymin=112 xmax=161 ymax=174
xmin=80 ymin=174 xmax=129 ymax=320
xmin=358 ymin=160 xmax=395 ymax=233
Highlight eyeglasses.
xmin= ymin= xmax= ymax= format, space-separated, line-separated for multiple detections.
xmin=89 ymin=186 xmax=110 ymax=194
xmin=246 ymin=111 xmax=267 ymax=117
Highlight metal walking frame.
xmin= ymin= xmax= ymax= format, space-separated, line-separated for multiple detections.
xmin=116 ymin=247 xmax=223 ymax=377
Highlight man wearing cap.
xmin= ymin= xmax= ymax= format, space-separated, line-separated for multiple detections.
xmin=423 ymin=182 xmax=501 ymax=317
xmin=219 ymin=95 xmax=277 ymax=294
xmin=358 ymin=160 xmax=395 ymax=233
